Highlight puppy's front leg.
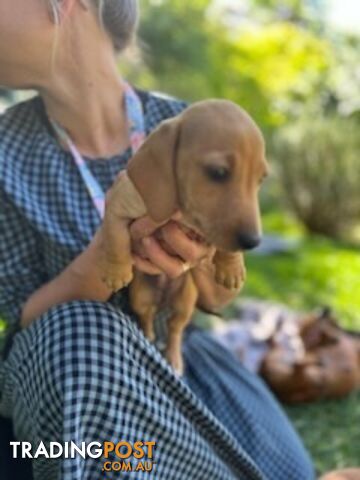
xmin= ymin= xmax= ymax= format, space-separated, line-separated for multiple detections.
xmin=213 ymin=250 xmax=246 ymax=291
xmin=100 ymin=172 xmax=147 ymax=292
xmin=129 ymin=271 xmax=158 ymax=342
xmin=166 ymin=273 xmax=198 ymax=375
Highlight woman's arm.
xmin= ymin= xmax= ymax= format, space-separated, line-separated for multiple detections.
xmin=20 ymin=229 xmax=113 ymax=328
xmin=20 ymin=214 xmax=208 ymax=327
xmin=19 ymin=215 xmax=189 ymax=327
xmin=21 ymin=215 xmax=242 ymax=328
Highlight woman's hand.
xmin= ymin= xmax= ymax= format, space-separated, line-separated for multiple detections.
xmin=129 ymin=213 xmax=244 ymax=310
xmin=129 ymin=212 xmax=215 ymax=278
xmin=20 ymin=213 xmax=242 ymax=328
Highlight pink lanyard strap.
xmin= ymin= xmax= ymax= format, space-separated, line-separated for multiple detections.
xmin=50 ymin=81 xmax=146 ymax=219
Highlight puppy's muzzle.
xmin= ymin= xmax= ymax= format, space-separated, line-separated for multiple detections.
xmin=236 ymin=232 xmax=261 ymax=250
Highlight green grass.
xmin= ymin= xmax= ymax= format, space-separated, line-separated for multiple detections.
xmin=242 ymin=211 xmax=360 ymax=329
xmin=286 ymin=391 xmax=360 ymax=476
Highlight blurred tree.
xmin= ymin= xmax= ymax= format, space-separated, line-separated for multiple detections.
xmin=133 ymin=0 xmax=216 ymax=100
xmin=131 ymin=0 xmax=332 ymax=132
xmin=319 ymin=34 xmax=360 ymax=119
xmin=249 ymin=0 xmax=325 ymax=27
xmin=208 ymin=22 xmax=331 ymax=130
xmin=273 ymin=115 xmax=360 ymax=239
xmin=140 ymin=0 xmax=210 ymax=71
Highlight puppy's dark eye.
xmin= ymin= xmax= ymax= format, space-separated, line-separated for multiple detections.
xmin=204 ymin=165 xmax=230 ymax=183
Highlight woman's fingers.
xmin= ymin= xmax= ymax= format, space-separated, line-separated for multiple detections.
xmin=130 ymin=216 xmax=166 ymax=242
xmin=133 ymin=255 xmax=163 ymax=275
xmin=129 ymin=212 xmax=212 ymax=278
xmin=130 ymin=211 xmax=183 ymax=242
xmin=141 ymin=236 xmax=190 ymax=279
xmin=160 ymin=221 xmax=209 ymax=264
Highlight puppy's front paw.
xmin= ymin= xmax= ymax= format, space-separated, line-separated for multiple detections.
xmin=215 ymin=262 xmax=246 ymax=290
xmin=101 ymin=261 xmax=134 ymax=292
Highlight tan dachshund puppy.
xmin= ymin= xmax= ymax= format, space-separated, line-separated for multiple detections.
xmin=100 ymin=100 xmax=268 ymax=373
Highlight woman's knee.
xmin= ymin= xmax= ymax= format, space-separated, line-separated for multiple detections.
xmin=4 ymin=300 xmax=154 ymax=437
xmin=17 ymin=301 xmax=141 ymax=392
xmin=33 ymin=300 xmax=139 ymax=348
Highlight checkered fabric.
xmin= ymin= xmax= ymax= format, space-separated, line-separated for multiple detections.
xmin=0 ymin=90 xmax=314 ymax=479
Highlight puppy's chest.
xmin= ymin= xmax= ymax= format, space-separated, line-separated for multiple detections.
xmin=142 ymin=273 xmax=188 ymax=310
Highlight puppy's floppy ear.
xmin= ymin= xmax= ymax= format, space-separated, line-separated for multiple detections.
xmin=127 ymin=118 xmax=181 ymax=223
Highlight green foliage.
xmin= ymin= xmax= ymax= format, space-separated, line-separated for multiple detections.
xmin=272 ymin=115 xmax=360 ymax=239
xmin=136 ymin=0 xmax=215 ymax=100
xmin=248 ymin=0 xmax=326 ymax=31
xmin=133 ymin=0 xmax=360 ymax=136
xmin=140 ymin=0 xmax=211 ymax=72
xmin=252 ymin=0 xmax=302 ymax=10
xmin=321 ymin=34 xmax=360 ymax=119
xmin=209 ymin=22 xmax=330 ymax=128
xmin=134 ymin=0 xmax=334 ymax=132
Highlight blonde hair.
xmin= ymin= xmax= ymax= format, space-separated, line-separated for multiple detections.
xmin=47 ymin=0 xmax=138 ymax=52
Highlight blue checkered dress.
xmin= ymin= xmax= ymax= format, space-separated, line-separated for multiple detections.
xmin=0 ymin=89 xmax=314 ymax=480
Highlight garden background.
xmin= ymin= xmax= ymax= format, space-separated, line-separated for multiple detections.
xmin=1 ymin=0 xmax=359 ymax=475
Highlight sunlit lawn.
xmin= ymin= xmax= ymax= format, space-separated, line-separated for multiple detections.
xmin=286 ymin=391 xmax=360 ymax=476
xmin=243 ymin=211 xmax=360 ymax=329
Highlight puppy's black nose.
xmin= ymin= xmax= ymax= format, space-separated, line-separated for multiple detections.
xmin=237 ymin=233 xmax=261 ymax=250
